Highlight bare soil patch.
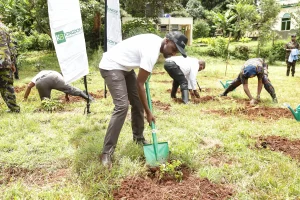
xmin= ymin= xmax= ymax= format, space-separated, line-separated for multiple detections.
xmin=59 ymin=90 xmax=105 ymax=103
xmin=152 ymin=100 xmax=171 ymax=111
xmin=172 ymin=96 xmax=219 ymax=104
xmin=255 ymin=136 xmax=300 ymax=161
xmin=14 ymin=85 xmax=26 ymax=93
xmin=204 ymin=106 xmax=292 ymax=120
xmin=0 ymin=166 xmax=70 ymax=186
xmin=114 ymin=166 xmax=234 ymax=200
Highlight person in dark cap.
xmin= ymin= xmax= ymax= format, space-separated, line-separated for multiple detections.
xmin=285 ymin=34 xmax=299 ymax=77
xmin=220 ymin=58 xmax=277 ymax=104
xmin=98 ymin=31 xmax=188 ymax=168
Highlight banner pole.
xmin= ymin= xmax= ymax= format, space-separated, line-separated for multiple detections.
xmin=104 ymin=0 xmax=108 ymax=98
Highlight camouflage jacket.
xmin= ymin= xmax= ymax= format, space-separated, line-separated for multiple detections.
xmin=0 ymin=22 xmax=15 ymax=69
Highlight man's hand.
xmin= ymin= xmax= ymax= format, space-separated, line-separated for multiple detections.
xmin=250 ymin=98 xmax=257 ymax=105
xmin=146 ymin=112 xmax=155 ymax=125
xmin=194 ymin=90 xmax=200 ymax=98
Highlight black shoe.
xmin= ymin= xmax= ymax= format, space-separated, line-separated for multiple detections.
xmin=100 ymin=153 xmax=112 ymax=168
xmin=273 ymin=98 xmax=278 ymax=103
xmin=134 ymin=138 xmax=150 ymax=145
xmin=219 ymin=93 xmax=227 ymax=97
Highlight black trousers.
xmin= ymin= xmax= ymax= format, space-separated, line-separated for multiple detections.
xmin=164 ymin=60 xmax=188 ymax=92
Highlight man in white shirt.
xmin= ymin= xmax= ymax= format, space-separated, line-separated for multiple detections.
xmin=99 ymin=31 xmax=188 ymax=168
xmin=164 ymin=56 xmax=205 ymax=103
xmin=23 ymin=70 xmax=93 ymax=102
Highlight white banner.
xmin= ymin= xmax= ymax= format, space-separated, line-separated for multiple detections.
xmin=107 ymin=0 xmax=122 ymax=50
xmin=48 ymin=0 xmax=89 ymax=83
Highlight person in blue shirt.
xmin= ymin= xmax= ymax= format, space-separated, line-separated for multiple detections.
xmin=220 ymin=58 xmax=277 ymax=104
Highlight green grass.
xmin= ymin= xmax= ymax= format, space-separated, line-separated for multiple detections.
xmin=1 ymin=50 xmax=300 ymax=199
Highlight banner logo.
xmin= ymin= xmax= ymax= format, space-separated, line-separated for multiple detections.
xmin=55 ymin=31 xmax=66 ymax=44
xmin=55 ymin=27 xmax=83 ymax=44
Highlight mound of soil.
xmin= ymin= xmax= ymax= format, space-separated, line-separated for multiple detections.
xmin=0 ymin=166 xmax=70 ymax=186
xmin=205 ymin=106 xmax=293 ymax=120
xmin=14 ymin=85 xmax=26 ymax=93
xmin=114 ymin=173 xmax=233 ymax=200
xmin=255 ymin=136 xmax=300 ymax=161
xmin=152 ymin=100 xmax=171 ymax=111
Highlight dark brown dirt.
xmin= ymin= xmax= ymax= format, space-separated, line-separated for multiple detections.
xmin=114 ymin=174 xmax=233 ymax=200
xmin=59 ymin=90 xmax=105 ymax=103
xmin=172 ymin=96 xmax=218 ymax=104
xmin=255 ymin=136 xmax=300 ymax=161
xmin=204 ymin=106 xmax=293 ymax=120
xmin=152 ymin=100 xmax=171 ymax=111
xmin=0 ymin=166 xmax=70 ymax=186
xmin=14 ymin=85 xmax=26 ymax=93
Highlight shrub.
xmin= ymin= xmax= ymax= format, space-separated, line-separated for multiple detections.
xmin=232 ymin=45 xmax=250 ymax=60
xmin=122 ymin=18 xmax=159 ymax=39
xmin=193 ymin=19 xmax=210 ymax=38
xmin=211 ymin=37 xmax=228 ymax=58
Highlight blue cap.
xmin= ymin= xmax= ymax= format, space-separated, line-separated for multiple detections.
xmin=243 ymin=66 xmax=257 ymax=77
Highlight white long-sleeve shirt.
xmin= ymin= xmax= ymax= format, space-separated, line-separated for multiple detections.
xmin=166 ymin=56 xmax=199 ymax=90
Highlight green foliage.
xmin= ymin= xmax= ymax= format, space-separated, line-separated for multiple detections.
xmin=231 ymin=45 xmax=250 ymax=60
xmin=211 ymin=36 xmax=228 ymax=58
xmin=186 ymin=0 xmax=205 ymax=19
xmin=239 ymin=37 xmax=252 ymax=43
xmin=11 ymin=30 xmax=52 ymax=52
xmin=159 ymin=160 xmax=183 ymax=182
xmin=170 ymin=10 xmax=190 ymax=17
xmin=122 ymin=18 xmax=159 ymax=39
xmin=40 ymin=98 xmax=64 ymax=112
xmin=193 ymin=37 xmax=214 ymax=45
xmin=193 ymin=19 xmax=211 ymax=38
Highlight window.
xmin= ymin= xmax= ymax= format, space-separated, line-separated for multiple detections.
xmin=281 ymin=13 xmax=291 ymax=31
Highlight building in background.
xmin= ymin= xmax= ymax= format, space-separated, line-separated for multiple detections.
xmin=273 ymin=0 xmax=299 ymax=38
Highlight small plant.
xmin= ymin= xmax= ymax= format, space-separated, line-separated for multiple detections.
xmin=159 ymin=160 xmax=183 ymax=182
xmin=40 ymin=98 xmax=64 ymax=112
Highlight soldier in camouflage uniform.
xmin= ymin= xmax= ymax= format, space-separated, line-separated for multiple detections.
xmin=285 ymin=34 xmax=299 ymax=77
xmin=0 ymin=20 xmax=20 ymax=112
xmin=220 ymin=58 xmax=277 ymax=104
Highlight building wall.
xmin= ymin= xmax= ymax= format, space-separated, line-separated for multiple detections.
xmin=273 ymin=0 xmax=299 ymax=39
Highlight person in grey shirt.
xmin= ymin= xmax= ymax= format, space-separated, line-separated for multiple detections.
xmin=23 ymin=70 xmax=93 ymax=102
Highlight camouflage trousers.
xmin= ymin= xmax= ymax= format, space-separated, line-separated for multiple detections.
xmin=0 ymin=69 xmax=20 ymax=112
xmin=223 ymin=74 xmax=277 ymax=100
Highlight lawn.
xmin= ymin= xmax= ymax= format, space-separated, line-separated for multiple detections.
xmin=1 ymin=48 xmax=300 ymax=199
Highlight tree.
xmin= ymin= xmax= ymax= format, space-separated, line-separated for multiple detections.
xmin=185 ymin=0 xmax=205 ymax=19
xmin=255 ymin=0 xmax=280 ymax=56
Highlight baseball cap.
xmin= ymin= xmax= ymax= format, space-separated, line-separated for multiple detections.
xmin=166 ymin=31 xmax=188 ymax=57
xmin=243 ymin=66 xmax=257 ymax=78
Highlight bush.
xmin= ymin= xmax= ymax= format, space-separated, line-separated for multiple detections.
xmin=122 ymin=18 xmax=159 ymax=39
xmin=193 ymin=19 xmax=210 ymax=38
xmin=12 ymin=30 xmax=52 ymax=52
xmin=211 ymin=37 xmax=228 ymax=58
xmin=231 ymin=45 xmax=250 ymax=60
